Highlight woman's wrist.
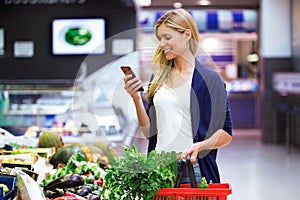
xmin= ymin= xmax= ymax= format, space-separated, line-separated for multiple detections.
xmin=195 ymin=141 xmax=203 ymax=153
xmin=132 ymin=92 xmax=141 ymax=102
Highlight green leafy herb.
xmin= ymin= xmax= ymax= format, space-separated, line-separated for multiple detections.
xmin=101 ymin=144 xmax=177 ymax=200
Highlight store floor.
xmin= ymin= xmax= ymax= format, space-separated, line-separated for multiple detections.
xmin=218 ymin=129 xmax=300 ymax=200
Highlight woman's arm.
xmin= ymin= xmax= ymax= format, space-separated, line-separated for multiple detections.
xmin=132 ymin=94 xmax=150 ymax=139
xmin=123 ymin=74 xmax=150 ymax=139
xmin=183 ymin=129 xmax=232 ymax=164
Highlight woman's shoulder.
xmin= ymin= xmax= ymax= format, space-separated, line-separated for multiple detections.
xmin=195 ymin=60 xmax=223 ymax=82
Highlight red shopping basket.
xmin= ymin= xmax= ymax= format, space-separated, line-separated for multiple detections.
xmin=154 ymin=157 xmax=232 ymax=200
xmin=154 ymin=183 xmax=232 ymax=200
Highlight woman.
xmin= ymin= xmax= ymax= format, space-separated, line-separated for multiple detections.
xmin=123 ymin=8 xmax=232 ymax=184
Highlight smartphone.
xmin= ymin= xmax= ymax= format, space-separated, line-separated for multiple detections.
xmin=120 ymin=66 xmax=144 ymax=92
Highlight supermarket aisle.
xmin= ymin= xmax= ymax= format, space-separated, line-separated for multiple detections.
xmin=218 ymin=129 xmax=300 ymax=200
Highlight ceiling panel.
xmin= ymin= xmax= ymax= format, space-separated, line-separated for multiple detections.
xmin=141 ymin=0 xmax=259 ymax=9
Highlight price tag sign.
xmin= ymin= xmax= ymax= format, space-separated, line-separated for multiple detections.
xmin=14 ymin=41 xmax=34 ymax=58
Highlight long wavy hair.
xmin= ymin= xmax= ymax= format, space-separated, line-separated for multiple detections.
xmin=147 ymin=8 xmax=200 ymax=102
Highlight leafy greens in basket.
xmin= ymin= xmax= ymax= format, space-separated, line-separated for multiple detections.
xmin=101 ymin=144 xmax=177 ymax=200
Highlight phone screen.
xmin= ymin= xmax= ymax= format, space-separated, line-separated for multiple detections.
xmin=120 ymin=66 xmax=136 ymax=78
xmin=121 ymin=66 xmax=144 ymax=91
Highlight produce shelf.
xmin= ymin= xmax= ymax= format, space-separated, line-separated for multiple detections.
xmin=0 ymin=175 xmax=17 ymax=200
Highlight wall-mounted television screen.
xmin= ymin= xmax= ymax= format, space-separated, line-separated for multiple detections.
xmin=52 ymin=18 xmax=105 ymax=55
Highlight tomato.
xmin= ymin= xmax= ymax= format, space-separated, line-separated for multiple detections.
xmin=95 ymin=177 xmax=103 ymax=187
xmin=54 ymin=192 xmax=87 ymax=200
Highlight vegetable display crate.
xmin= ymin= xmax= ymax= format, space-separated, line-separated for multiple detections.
xmin=154 ymin=183 xmax=232 ymax=200
xmin=0 ymin=175 xmax=17 ymax=200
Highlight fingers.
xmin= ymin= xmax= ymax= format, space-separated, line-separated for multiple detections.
xmin=182 ymin=143 xmax=200 ymax=164
xmin=123 ymin=74 xmax=143 ymax=96
xmin=190 ymin=152 xmax=198 ymax=165
xmin=181 ymin=152 xmax=188 ymax=160
xmin=181 ymin=152 xmax=196 ymax=164
xmin=182 ymin=144 xmax=193 ymax=158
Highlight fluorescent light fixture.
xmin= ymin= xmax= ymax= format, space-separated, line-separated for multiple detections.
xmin=202 ymin=38 xmax=219 ymax=51
xmin=173 ymin=2 xmax=183 ymax=8
xmin=135 ymin=0 xmax=151 ymax=7
xmin=198 ymin=0 xmax=211 ymax=6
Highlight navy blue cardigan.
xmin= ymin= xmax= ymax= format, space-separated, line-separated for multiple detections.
xmin=146 ymin=58 xmax=233 ymax=183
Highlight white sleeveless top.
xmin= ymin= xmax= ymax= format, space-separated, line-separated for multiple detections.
xmin=153 ymin=81 xmax=193 ymax=153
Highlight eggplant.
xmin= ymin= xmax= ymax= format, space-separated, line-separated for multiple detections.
xmin=78 ymin=185 xmax=92 ymax=197
xmin=87 ymin=194 xmax=101 ymax=200
xmin=44 ymin=174 xmax=84 ymax=191
xmin=44 ymin=188 xmax=64 ymax=198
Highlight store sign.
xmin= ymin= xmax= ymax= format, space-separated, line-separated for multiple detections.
xmin=194 ymin=10 xmax=257 ymax=32
xmin=273 ymin=72 xmax=300 ymax=95
xmin=4 ymin=0 xmax=86 ymax=6
xmin=139 ymin=9 xmax=257 ymax=33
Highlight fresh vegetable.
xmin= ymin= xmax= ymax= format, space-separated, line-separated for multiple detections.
xmin=0 ymin=183 xmax=9 ymax=195
xmin=50 ymin=145 xmax=87 ymax=168
xmin=54 ymin=191 xmax=87 ymax=200
xmin=38 ymin=131 xmax=64 ymax=150
xmin=101 ymin=144 xmax=177 ymax=200
xmin=80 ymin=145 xmax=94 ymax=162
xmin=87 ymin=193 xmax=101 ymax=200
xmin=198 ymin=177 xmax=209 ymax=200
xmin=78 ymin=185 xmax=92 ymax=197
xmin=44 ymin=189 xmax=64 ymax=199
xmin=44 ymin=174 xmax=84 ymax=191
xmin=199 ymin=177 xmax=209 ymax=188
xmin=41 ymin=151 xmax=106 ymax=199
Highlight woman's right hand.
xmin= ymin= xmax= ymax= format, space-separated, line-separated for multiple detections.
xmin=123 ymin=74 xmax=143 ymax=99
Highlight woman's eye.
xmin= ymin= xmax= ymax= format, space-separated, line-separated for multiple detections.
xmin=157 ymin=35 xmax=172 ymax=41
xmin=161 ymin=36 xmax=171 ymax=41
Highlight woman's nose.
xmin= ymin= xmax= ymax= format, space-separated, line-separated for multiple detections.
xmin=160 ymin=41 xmax=166 ymax=48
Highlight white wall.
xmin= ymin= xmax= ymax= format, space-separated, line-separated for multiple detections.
xmin=292 ymin=0 xmax=300 ymax=71
xmin=260 ymin=0 xmax=291 ymax=58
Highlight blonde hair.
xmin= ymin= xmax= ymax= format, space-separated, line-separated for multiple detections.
xmin=147 ymin=8 xmax=200 ymax=102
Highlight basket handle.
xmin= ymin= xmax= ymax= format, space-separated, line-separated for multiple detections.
xmin=174 ymin=157 xmax=197 ymax=188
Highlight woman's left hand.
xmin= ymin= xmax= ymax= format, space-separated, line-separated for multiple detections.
xmin=182 ymin=142 xmax=201 ymax=164
xmin=182 ymin=129 xmax=232 ymax=164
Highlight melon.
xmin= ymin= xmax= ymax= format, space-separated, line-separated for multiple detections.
xmin=49 ymin=145 xmax=87 ymax=168
xmin=38 ymin=131 xmax=64 ymax=150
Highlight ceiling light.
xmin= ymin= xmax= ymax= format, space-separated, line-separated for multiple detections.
xmin=198 ymin=0 xmax=211 ymax=6
xmin=202 ymin=38 xmax=219 ymax=51
xmin=173 ymin=2 xmax=183 ymax=8
xmin=135 ymin=0 xmax=151 ymax=7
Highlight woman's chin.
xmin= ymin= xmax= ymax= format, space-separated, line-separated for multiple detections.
xmin=165 ymin=54 xmax=174 ymax=60
xmin=164 ymin=51 xmax=180 ymax=60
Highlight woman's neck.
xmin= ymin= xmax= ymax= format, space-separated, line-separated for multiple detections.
xmin=167 ymin=53 xmax=195 ymax=87
xmin=173 ymin=53 xmax=195 ymax=73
